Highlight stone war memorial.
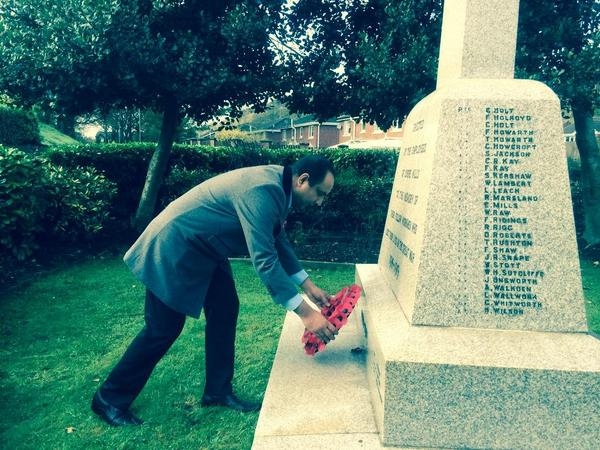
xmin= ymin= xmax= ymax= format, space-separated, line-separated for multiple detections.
xmin=356 ymin=0 xmax=600 ymax=448
xmin=253 ymin=0 xmax=600 ymax=449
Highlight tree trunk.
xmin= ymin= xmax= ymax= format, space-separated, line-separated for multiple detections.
xmin=572 ymin=102 xmax=600 ymax=248
xmin=133 ymin=98 xmax=180 ymax=231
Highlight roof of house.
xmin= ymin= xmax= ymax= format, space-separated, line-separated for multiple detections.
xmin=238 ymin=117 xmax=292 ymax=133
xmin=288 ymin=115 xmax=338 ymax=127
xmin=247 ymin=129 xmax=282 ymax=134
xmin=329 ymin=138 xmax=402 ymax=150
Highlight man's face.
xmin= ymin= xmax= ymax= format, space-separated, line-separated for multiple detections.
xmin=293 ymin=171 xmax=334 ymax=207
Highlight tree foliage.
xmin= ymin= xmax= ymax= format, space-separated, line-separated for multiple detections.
xmin=237 ymin=99 xmax=293 ymax=130
xmin=1 ymin=0 xmax=283 ymax=119
xmin=0 ymin=0 xmax=286 ymax=229
xmin=1 ymin=0 xmax=597 ymax=243
xmin=278 ymin=0 xmax=442 ymax=130
xmin=0 ymin=146 xmax=116 ymax=261
xmin=516 ymin=0 xmax=599 ymax=113
xmin=517 ymin=0 xmax=600 ymax=247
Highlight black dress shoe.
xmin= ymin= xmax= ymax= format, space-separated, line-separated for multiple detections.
xmin=91 ymin=391 xmax=144 ymax=426
xmin=201 ymin=393 xmax=261 ymax=412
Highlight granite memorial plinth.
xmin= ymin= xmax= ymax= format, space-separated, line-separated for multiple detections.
xmin=355 ymin=0 xmax=600 ymax=448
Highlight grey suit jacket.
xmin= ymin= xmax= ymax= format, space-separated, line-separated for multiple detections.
xmin=124 ymin=164 xmax=305 ymax=318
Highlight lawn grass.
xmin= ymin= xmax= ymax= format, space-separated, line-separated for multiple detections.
xmin=39 ymin=123 xmax=79 ymax=146
xmin=0 ymin=255 xmax=598 ymax=449
xmin=581 ymin=258 xmax=600 ymax=335
xmin=0 ymin=257 xmax=354 ymax=450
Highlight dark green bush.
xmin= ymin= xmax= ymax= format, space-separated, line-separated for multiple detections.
xmin=0 ymin=106 xmax=41 ymax=146
xmin=283 ymin=149 xmax=397 ymax=233
xmin=0 ymin=146 xmax=50 ymax=260
xmin=43 ymin=165 xmax=117 ymax=241
xmin=44 ymin=144 xmax=285 ymax=224
xmin=0 ymin=146 xmax=118 ymax=267
xmin=170 ymin=145 xmax=286 ymax=171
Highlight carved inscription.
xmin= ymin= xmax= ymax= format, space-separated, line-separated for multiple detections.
xmin=396 ymin=190 xmax=419 ymax=205
xmin=390 ymin=210 xmax=418 ymax=234
xmin=404 ymin=143 xmax=427 ymax=155
xmin=385 ymin=229 xmax=415 ymax=263
xmin=483 ymin=107 xmax=543 ymax=316
xmin=383 ymin=124 xmax=426 ymax=278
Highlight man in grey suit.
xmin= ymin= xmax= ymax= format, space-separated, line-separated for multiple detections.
xmin=92 ymin=155 xmax=337 ymax=426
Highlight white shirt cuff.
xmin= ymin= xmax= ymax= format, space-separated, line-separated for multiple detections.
xmin=283 ymin=293 xmax=304 ymax=311
xmin=290 ymin=270 xmax=309 ymax=285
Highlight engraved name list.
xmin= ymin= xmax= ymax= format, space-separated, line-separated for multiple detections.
xmin=483 ymin=106 xmax=543 ymax=316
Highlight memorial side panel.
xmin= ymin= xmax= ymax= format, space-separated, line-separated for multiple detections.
xmin=378 ymin=93 xmax=441 ymax=322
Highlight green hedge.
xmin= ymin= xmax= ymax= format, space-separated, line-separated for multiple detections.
xmin=0 ymin=146 xmax=117 ymax=266
xmin=0 ymin=143 xmax=397 ymax=284
xmin=0 ymin=147 xmax=49 ymax=261
xmin=0 ymin=106 xmax=41 ymax=146
xmin=44 ymin=165 xmax=117 ymax=240
xmin=44 ymin=143 xmax=399 ymax=233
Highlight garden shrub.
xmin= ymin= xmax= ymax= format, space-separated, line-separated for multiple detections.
xmin=0 ymin=146 xmax=50 ymax=260
xmin=287 ymin=166 xmax=393 ymax=233
xmin=0 ymin=145 xmax=117 ymax=271
xmin=0 ymin=106 xmax=41 ymax=146
xmin=323 ymin=147 xmax=398 ymax=178
xmin=43 ymin=165 xmax=117 ymax=241
xmin=44 ymin=144 xmax=294 ymax=223
xmin=297 ymin=148 xmax=397 ymax=233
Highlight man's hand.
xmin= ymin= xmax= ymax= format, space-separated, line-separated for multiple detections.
xmin=294 ymin=300 xmax=337 ymax=344
xmin=300 ymin=284 xmax=362 ymax=355
xmin=300 ymin=277 xmax=332 ymax=308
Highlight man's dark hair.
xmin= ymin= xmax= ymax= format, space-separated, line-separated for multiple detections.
xmin=291 ymin=155 xmax=335 ymax=185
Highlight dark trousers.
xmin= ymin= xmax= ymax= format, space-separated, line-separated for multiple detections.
xmin=99 ymin=267 xmax=240 ymax=411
